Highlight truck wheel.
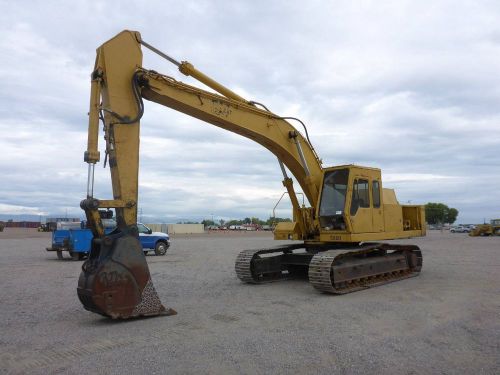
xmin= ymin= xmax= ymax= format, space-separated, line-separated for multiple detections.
xmin=57 ymin=251 xmax=63 ymax=260
xmin=70 ymin=252 xmax=83 ymax=261
xmin=154 ymin=241 xmax=169 ymax=256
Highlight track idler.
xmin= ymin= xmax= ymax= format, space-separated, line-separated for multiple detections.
xmin=77 ymin=228 xmax=176 ymax=319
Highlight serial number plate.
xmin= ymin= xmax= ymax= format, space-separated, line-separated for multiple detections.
xmin=329 ymin=235 xmax=342 ymax=241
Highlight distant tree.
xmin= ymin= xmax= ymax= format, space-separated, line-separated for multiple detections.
xmin=219 ymin=219 xmax=225 ymax=226
xmin=221 ymin=217 xmax=293 ymax=227
xmin=425 ymin=203 xmax=459 ymax=224
xmin=251 ymin=217 xmax=265 ymax=225
xmin=445 ymin=208 xmax=459 ymax=224
xmin=226 ymin=219 xmax=243 ymax=227
xmin=201 ymin=219 xmax=215 ymax=227
xmin=266 ymin=217 xmax=292 ymax=225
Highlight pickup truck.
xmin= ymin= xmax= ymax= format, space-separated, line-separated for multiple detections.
xmin=450 ymin=226 xmax=471 ymax=233
xmin=46 ymin=223 xmax=170 ymax=260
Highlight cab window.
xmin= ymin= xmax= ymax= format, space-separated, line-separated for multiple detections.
xmin=350 ymin=179 xmax=370 ymax=215
xmin=137 ymin=223 xmax=151 ymax=234
xmin=318 ymin=168 xmax=349 ymax=230
xmin=372 ymin=180 xmax=381 ymax=208
xmin=319 ymin=169 xmax=349 ymax=216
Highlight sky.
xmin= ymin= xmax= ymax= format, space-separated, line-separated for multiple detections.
xmin=0 ymin=0 xmax=499 ymax=224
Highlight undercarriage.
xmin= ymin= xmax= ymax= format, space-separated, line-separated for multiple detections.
xmin=236 ymin=243 xmax=422 ymax=294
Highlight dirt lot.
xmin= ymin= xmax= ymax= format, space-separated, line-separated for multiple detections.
xmin=0 ymin=228 xmax=498 ymax=374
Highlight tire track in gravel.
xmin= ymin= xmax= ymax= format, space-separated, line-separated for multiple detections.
xmin=1 ymin=328 xmax=186 ymax=374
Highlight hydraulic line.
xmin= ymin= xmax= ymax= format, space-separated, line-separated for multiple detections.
xmin=101 ymin=72 xmax=145 ymax=125
xmin=249 ymin=100 xmax=315 ymax=153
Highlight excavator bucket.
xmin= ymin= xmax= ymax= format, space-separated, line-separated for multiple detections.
xmin=77 ymin=229 xmax=176 ymax=319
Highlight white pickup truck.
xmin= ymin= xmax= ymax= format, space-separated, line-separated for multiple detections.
xmin=450 ymin=226 xmax=471 ymax=233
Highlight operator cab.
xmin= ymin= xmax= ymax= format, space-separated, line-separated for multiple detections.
xmin=318 ymin=165 xmax=385 ymax=233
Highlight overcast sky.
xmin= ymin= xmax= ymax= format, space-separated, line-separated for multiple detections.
xmin=0 ymin=0 xmax=499 ymax=224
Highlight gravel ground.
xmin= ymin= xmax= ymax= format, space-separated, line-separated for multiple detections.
xmin=0 ymin=228 xmax=499 ymax=374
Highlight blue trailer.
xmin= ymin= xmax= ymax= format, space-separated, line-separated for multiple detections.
xmin=46 ymin=223 xmax=170 ymax=260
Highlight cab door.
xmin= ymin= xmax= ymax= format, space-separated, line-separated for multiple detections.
xmin=371 ymin=180 xmax=385 ymax=232
xmin=137 ymin=223 xmax=154 ymax=249
xmin=349 ymin=178 xmax=373 ymax=233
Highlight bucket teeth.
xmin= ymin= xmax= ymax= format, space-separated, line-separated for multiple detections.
xmin=131 ymin=279 xmax=177 ymax=318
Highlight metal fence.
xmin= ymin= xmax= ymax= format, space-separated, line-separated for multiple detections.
xmin=145 ymin=223 xmax=205 ymax=234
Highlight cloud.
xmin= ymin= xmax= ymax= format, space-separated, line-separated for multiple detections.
xmin=0 ymin=1 xmax=499 ymax=224
xmin=0 ymin=203 xmax=48 ymax=216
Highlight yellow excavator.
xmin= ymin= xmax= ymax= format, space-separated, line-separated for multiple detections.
xmin=77 ymin=31 xmax=425 ymax=319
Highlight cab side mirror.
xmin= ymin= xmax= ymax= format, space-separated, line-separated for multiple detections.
xmin=147 ymin=229 xmax=152 ymax=234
